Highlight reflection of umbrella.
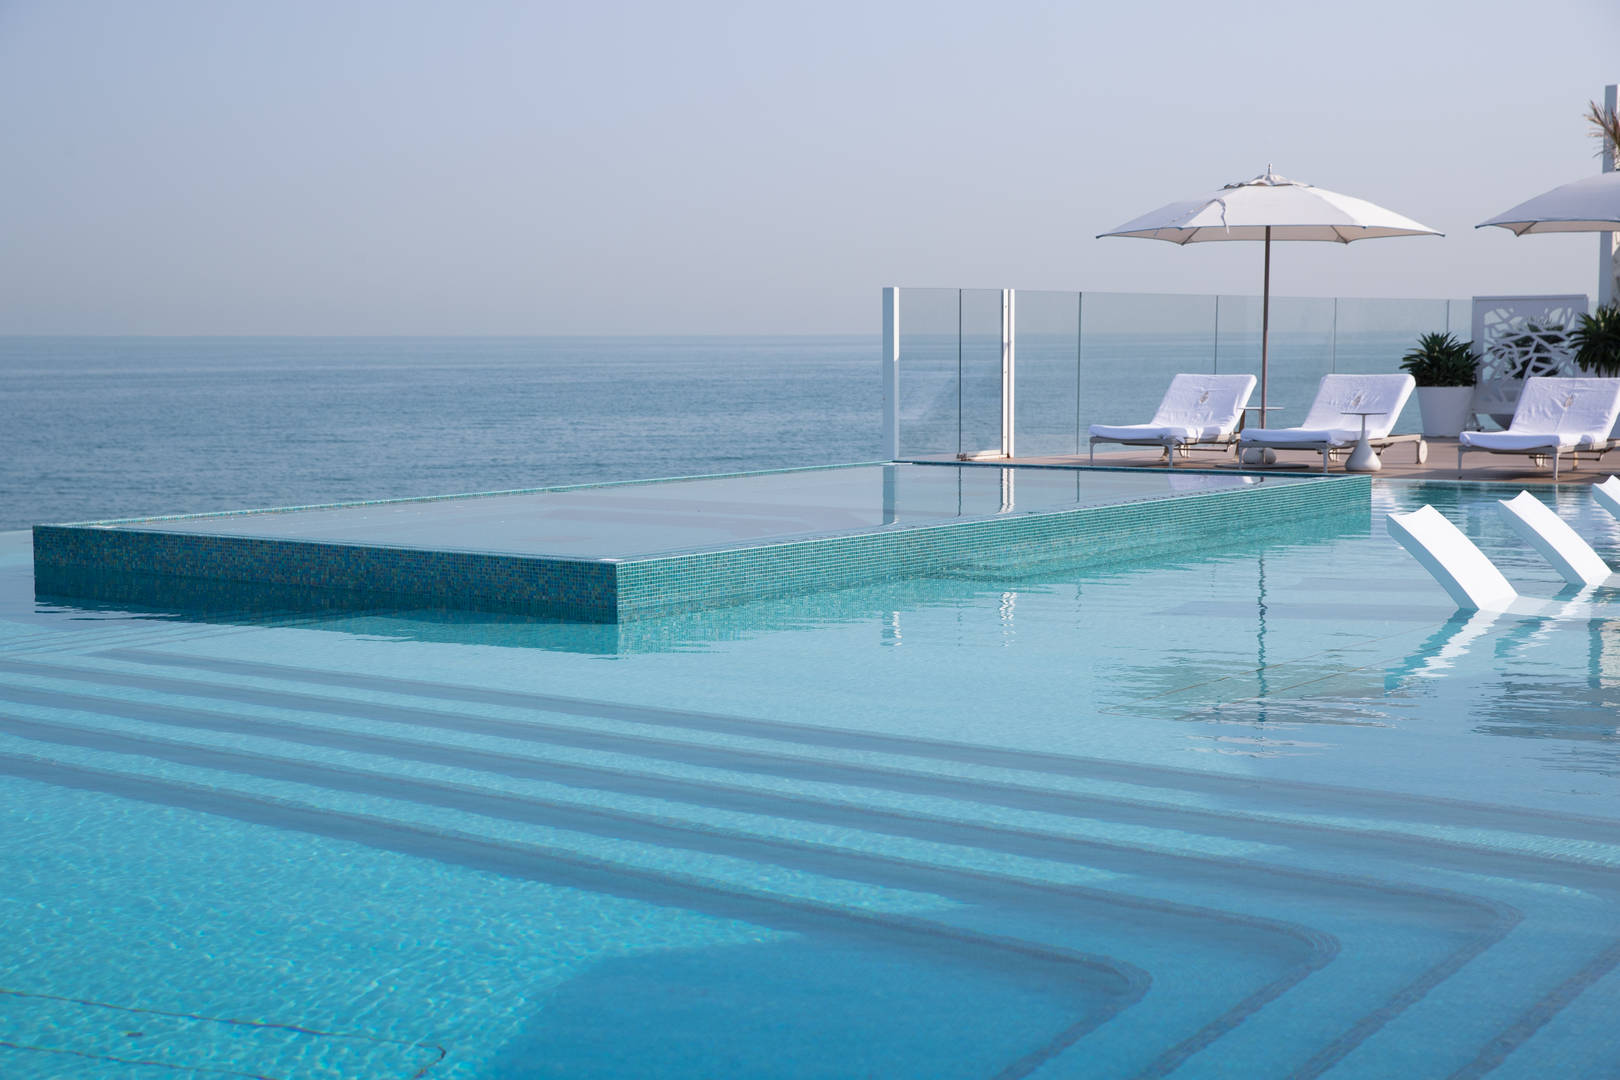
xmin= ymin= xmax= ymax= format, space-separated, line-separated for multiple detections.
xmin=1100 ymin=169 xmax=1441 ymax=424
xmin=1477 ymin=172 xmax=1620 ymax=234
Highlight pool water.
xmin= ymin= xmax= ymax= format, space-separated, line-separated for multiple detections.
xmin=94 ymin=464 xmax=1286 ymax=559
xmin=2 ymin=479 xmax=1618 ymax=1078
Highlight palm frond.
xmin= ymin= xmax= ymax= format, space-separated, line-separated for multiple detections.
xmin=1588 ymin=99 xmax=1620 ymax=161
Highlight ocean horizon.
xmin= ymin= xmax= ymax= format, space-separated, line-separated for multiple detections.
xmin=0 ymin=335 xmax=879 ymax=531
xmin=1 ymin=326 xmax=1433 ymax=531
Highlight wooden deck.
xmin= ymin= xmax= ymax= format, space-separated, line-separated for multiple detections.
xmin=932 ymin=439 xmax=1620 ymax=486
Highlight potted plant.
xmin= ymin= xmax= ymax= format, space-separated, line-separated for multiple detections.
xmin=1400 ymin=331 xmax=1477 ymax=437
xmin=1573 ymin=305 xmax=1620 ymax=436
xmin=1573 ymin=305 xmax=1620 ymax=376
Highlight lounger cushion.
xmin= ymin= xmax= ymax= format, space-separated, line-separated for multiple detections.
xmin=1241 ymin=426 xmax=1360 ymax=447
xmin=1242 ymin=373 xmax=1415 ymax=448
xmin=1296 ymin=373 xmax=1414 ymax=439
xmin=1459 ymin=377 xmax=1620 ymax=451
xmin=1458 ymin=431 xmax=1607 ymax=451
xmin=1088 ymin=423 xmax=1203 ymax=442
xmin=1089 ymin=373 xmax=1257 ymax=445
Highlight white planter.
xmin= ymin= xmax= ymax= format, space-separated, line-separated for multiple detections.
xmin=1415 ymin=386 xmax=1476 ymax=438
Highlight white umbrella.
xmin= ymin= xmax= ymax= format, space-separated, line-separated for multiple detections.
xmin=1478 ymin=171 xmax=1620 ymax=311
xmin=1477 ymin=172 xmax=1620 ymax=234
xmin=1100 ymin=168 xmax=1442 ymax=424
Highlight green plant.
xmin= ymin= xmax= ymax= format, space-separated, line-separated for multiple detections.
xmin=1400 ymin=332 xmax=1477 ymax=387
xmin=1573 ymin=305 xmax=1620 ymax=376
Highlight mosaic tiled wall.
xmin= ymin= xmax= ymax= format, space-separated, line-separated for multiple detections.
xmin=615 ymin=475 xmax=1370 ymax=619
xmin=33 ymin=473 xmax=1370 ymax=623
xmin=33 ymin=527 xmax=618 ymax=622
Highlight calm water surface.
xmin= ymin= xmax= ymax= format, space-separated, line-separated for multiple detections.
xmin=1 ymin=336 xmax=879 ymax=529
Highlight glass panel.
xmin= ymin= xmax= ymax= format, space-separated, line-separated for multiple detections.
xmin=1012 ymin=290 xmax=1081 ymax=457
xmin=1078 ymin=292 xmax=1219 ymax=444
xmin=960 ymin=289 xmax=1004 ymax=458
xmin=895 ymin=288 xmax=961 ymax=458
xmin=1334 ymin=298 xmax=1452 ymax=435
xmin=896 ymin=288 xmax=1480 ymax=456
xmin=1215 ymin=295 xmax=1335 ymax=431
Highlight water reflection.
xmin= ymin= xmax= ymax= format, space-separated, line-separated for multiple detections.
xmin=1383 ymin=608 xmax=1620 ymax=770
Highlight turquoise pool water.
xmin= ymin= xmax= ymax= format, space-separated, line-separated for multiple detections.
xmin=3 ymin=479 xmax=1619 ymax=1078
xmin=82 ymin=464 xmax=1284 ymax=558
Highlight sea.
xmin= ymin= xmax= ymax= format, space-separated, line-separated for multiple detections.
xmin=1 ymin=329 xmax=1429 ymax=531
xmin=0 ymin=336 xmax=881 ymax=531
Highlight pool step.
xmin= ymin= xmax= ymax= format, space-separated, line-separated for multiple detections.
xmin=0 ymin=713 xmax=1406 ymax=1078
xmin=3 ymin=652 xmax=1618 ymax=1077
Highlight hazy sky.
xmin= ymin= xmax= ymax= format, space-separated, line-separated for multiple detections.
xmin=2 ymin=0 xmax=1617 ymax=335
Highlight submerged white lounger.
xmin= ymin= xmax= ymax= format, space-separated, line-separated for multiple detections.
xmin=1593 ymin=475 xmax=1620 ymax=519
xmin=1495 ymin=490 xmax=1613 ymax=587
xmin=1387 ymin=505 xmax=1518 ymax=611
xmin=1088 ymin=373 xmax=1256 ymax=465
xmin=1390 ymin=502 xmax=1611 ymax=619
xmin=1457 ymin=377 xmax=1620 ymax=481
xmin=1237 ymin=373 xmax=1421 ymax=472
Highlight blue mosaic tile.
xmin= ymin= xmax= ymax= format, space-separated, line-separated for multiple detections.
xmin=32 ymin=469 xmax=1371 ymax=623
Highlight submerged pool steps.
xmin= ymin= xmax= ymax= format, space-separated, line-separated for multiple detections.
xmin=2 ymin=645 xmax=1617 ymax=1077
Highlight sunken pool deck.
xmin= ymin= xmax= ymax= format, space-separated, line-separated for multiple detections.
xmin=32 ymin=463 xmax=1371 ymax=623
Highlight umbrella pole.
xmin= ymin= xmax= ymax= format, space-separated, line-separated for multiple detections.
xmin=1260 ymin=225 xmax=1271 ymax=427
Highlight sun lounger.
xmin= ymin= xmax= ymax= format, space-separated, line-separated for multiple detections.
xmin=1594 ymin=475 xmax=1620 ymax=519
xmin=1457 ymin=376 xmax=1620 ymax=480
xmin=1387 ymin=504 xmax=1519 ymax=611
xmin=1391 ymin=501 xmax=1616 ymax=621
xmin=1236 ymin=373 xmax=1419 ymax=472
xmin=1495 ymin=490 xmax=1613 ymax=586
xmin=1087 ymin=373 xmax=1256 ymax=465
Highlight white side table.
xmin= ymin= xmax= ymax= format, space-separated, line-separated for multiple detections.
xmin=1342 ymin=409 xmax=1383 ymax=472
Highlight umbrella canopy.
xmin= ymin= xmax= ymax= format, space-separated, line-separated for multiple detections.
xmin=1100 ymin=169 xmax=1442 ymax=425
xmin=1477 ymin=172 xmax=1620 ymax=235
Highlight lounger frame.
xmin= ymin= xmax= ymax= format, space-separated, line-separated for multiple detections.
xmin=1237 ymin=432 xmax=1428 ymax=473
xmin=1087 ymin=430 xmax=1244 ymax=466
xmin=1456 ymin=440 xmax=1618 ymax=481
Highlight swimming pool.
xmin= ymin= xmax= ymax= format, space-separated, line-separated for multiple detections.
xmin=32 ymin=463 xmax=1362 ymax=621
xmin=2 ymin=478 xmax=1618 ymax=1078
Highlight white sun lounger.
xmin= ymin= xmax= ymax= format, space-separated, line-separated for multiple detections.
xmin=1495 ymin=490 xmax=1613 ymax=587
xmin=1237 ymin=373 xmax=1421 ymax=472
xmin=1088 ymin=373 xmax=1256 ymax=465
xmin=1390 ymin=502 xmax=1611 ymax=620
xmin=1595 ymin=475 xmax=1620 ymax=519
xmin=1457 ymin=376 xmax=1620 ymax=481
xmin=1387 ymin=504 xmax=1519 ymax=611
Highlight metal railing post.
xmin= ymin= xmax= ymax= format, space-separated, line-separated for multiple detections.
xmin=882 ymin=286 xmax=899 ymax=461
xmin=1001 ymin=288 xmax=1016 ymax=458
xmin=1600 ymin=83 xmax=1617 ymax=311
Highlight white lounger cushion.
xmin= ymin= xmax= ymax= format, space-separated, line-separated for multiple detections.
xmin=1387 ymin=504 xmax=1518 ymax=611
xmin=1088 ymin=422 xmax=1204 ymax=442
xmin=1459 ymin=377 xmax=1620 ymax=451
xmin=1496 ymin=490 xmax=1611 ymax=586
xmin=1089 ymin=373 xmax=1256 ymax=444
xmin=1242 ymin=425 xmax=1360 ymax=446
xmin=1243 ymin=373 xmax=1415 ymax=447
xmin=1461 ymin=432 xmax=1612 ymax=450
